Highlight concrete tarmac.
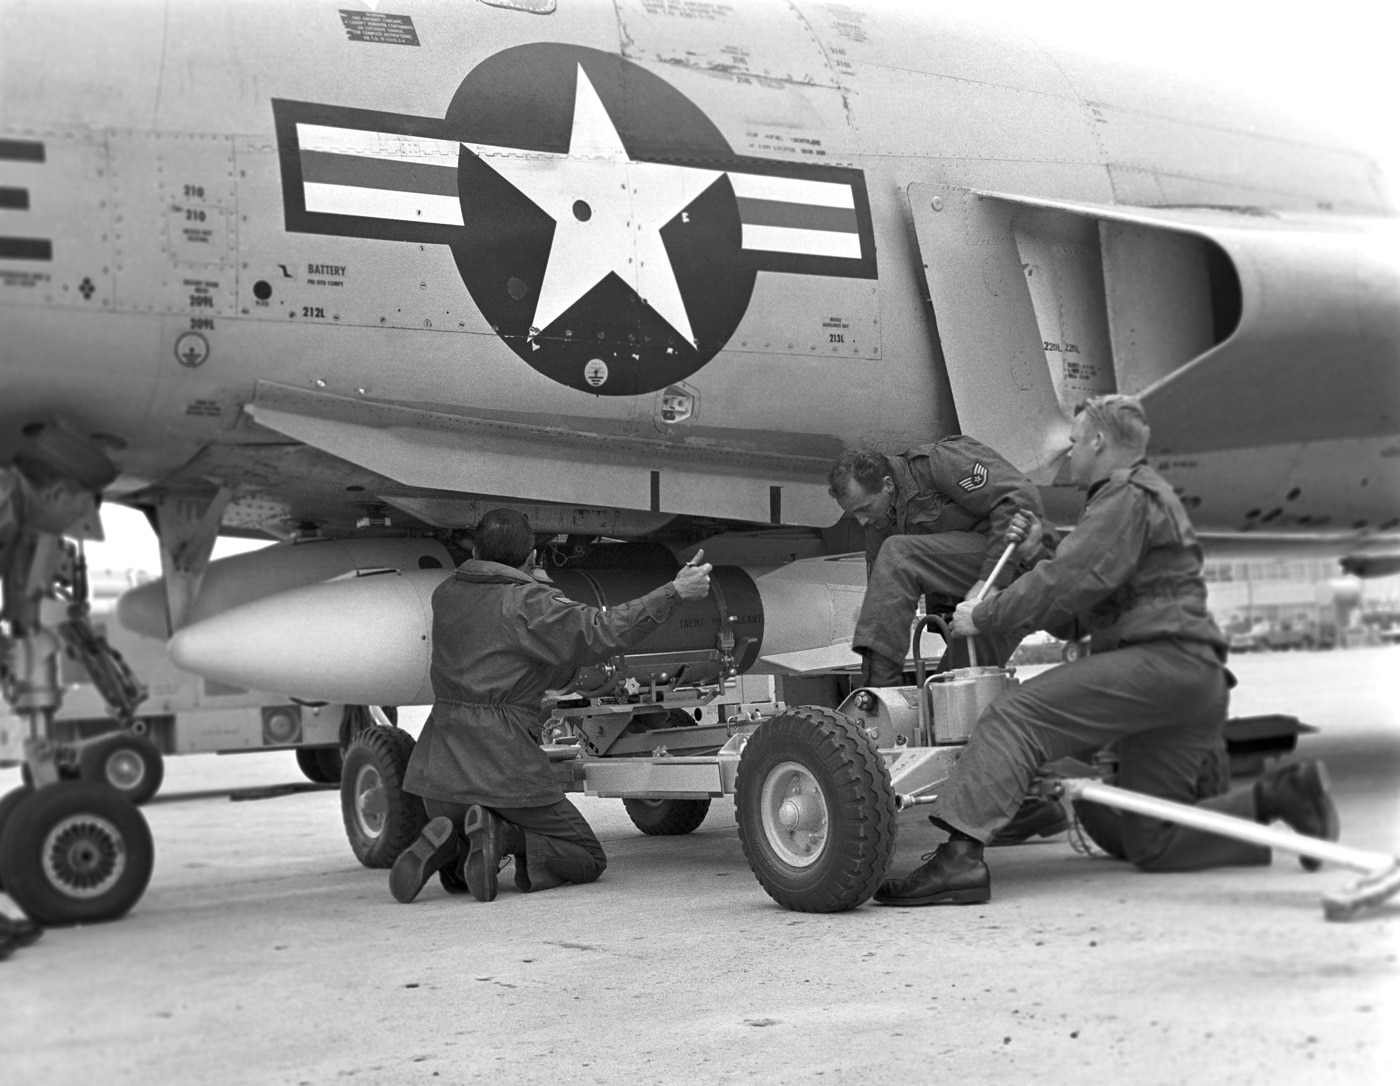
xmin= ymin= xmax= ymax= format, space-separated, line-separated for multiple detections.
xmin=2 ymin=647 xmax=1397 ymax=1085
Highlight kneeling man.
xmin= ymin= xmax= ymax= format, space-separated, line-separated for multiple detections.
xmin=876 ymin=396 xmax=1339 ymax=906
xmin=391 ymin=509 xmax=711 ymax=903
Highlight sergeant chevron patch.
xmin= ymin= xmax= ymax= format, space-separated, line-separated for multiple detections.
xmin=957 ymin=463 xmax=988 ymax=492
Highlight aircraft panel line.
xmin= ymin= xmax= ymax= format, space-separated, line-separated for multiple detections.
xmin=294 ymin=124 xmax=460 ymax=167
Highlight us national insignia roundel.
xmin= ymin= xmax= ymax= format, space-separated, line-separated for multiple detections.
xmin=272 ymin=44 xmax=877 ymax=396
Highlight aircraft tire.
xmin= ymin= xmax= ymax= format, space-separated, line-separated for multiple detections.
xmin=622 ymin=797 xmax=711 ymax=836
xmin=0 ymin=785 xmax=35 ymax=890
xmin=340 ymin=724 xmax=428 ymax=869
xmin=734 ymin=706 xmax=896 ymax=913
xmin=295 ymin=746 xmax=343 ymax=785
xmin=316 ymin=746 xmax=345 ymax=783
xmin=0 ymin=781 xmax=154 ymax=926
xmin=77 ymin=733 xmax=165 ymax=806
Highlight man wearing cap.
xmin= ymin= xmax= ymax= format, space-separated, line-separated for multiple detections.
xmin=390 ymin=508 xmax=712 ymax=904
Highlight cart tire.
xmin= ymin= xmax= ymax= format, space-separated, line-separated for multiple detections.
xmin=340 ymin=725 xmax=428 ymax=868
xmin=0 ymin=781 xmax=154 ymax=925
xmin=734 ymin=706 xmax=897 ymax=913
xmin=0 ymin=785 xmax=35 ymax=891
xmin=295 ymin=746 xmax=343 ymax=784
xmin=622 ymin=797 xmax=711 ymax=836
xmin=77 ymin=733 xmax=164 ymax=806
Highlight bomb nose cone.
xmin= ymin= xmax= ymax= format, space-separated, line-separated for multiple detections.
xmin=169 ymin=570 xmax=448 ymax=705
xmin=118 ymin=537 xmax=453 ymax=640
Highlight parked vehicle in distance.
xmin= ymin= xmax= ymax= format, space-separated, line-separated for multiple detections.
xmin=1227 ymin=621 xmax=1333 ymax=652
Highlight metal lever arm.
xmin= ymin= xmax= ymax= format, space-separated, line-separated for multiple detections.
xmin=966 ymin=540 xmax=1018 ymax=669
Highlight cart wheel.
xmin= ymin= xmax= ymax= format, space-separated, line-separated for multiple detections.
xmin=735 ymin=706 xmax=897 ymax=912
xmin=0 ymin=781 xmax=154 ymax=926
xmin=340 ymin=725 xmax=428 ymax=868
xmin=77 ymin=733 xmax=165 ymax=805
xmin=623 ymin=797 xmax=711 ymax=836
xmin=295 ymin=746 xmax=343 ymax=784
xmin=0 ymin=785 xmax=35 ymax=891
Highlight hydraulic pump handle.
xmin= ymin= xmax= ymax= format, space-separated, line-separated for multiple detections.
xmin=965 ymin=540 xmax=1018 ymax=670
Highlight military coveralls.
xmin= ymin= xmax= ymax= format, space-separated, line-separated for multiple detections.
xmin=403 ymin=560 xmax=683 ymax=892
xmin=853 ymin=435 xmax=1052 ymax=672
xmin=929 ymin=462 xmax=1269 ymax=870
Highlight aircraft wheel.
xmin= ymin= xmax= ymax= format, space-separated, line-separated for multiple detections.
xmin=340 ymin=725 xmax=428 ymax=868
xmin=0 ymin=785 xmax=35 ymax=890
xmin=734 ymin=707 xmax=896 ymax=913
xmin=78 ymin=733 xmax=164 ymax=806
xmin=622 ymin=797 xmax=711 ymax=836
xmin=295 ymin=746 xmax=344 ymax=784
xmin=0 ymin=781 xmax=154 ymax=926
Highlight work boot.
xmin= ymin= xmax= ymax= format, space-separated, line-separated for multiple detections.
xmin=990 ymin=796 xmax=1069 ymax=846
xmin=873 ymin=837 xmax=990 ymax=906
xmin=462 ymin=806 xmax=526 ymax=903
xmin=859 ymin=649 xmax=905 ymax=688
xmin=0 ymin=915 xmax=42 ymax=948
xmin=1254 ymin=760 xmax=1340 ymax=871
xmin=438 ymin=857 xmax=471 ymax=895
xmin=389 ymin=816 xmax=459 ymax=903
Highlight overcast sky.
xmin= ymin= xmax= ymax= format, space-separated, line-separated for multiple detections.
xmin=82 ymin=0 xmax=1397 ymax=573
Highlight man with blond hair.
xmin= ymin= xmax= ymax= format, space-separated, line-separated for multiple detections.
xmin=875 ymin=395 xmax=1339 ymax=906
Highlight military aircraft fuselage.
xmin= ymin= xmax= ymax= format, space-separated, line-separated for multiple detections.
xmin=2 ymin=0 xmax=1397 ymax=543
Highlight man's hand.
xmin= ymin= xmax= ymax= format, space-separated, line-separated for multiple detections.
xmin=962 ymin=579 xmax=999 ymax=604
xmin=952 ymin=599 xmax=980 ymax=637
xmin=1006 ymin=510 xmax=1044 ymax=565
xmin=672 ymin=549 xmax=713 ymax=601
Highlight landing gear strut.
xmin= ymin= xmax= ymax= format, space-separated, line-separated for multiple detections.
xmin=1 ymin=432 xmax=155 ymax=925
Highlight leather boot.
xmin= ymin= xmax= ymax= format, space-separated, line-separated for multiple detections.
xmin=0 ymin=914 xmax=43 ymax=948
xmin=463 ymin=806 xmax=527 ymax=902
xmin=1254 ymin=760 xmax=1339 ymax=871
xmin=438 ymin=857 xmax=471 ymax=895
xmin=859 ymin=649 xmax=906 ymax=688
xmin=874 ymin=837 xmax=990 ymax=906
xmin=990 ymin=796 xmax=1069 ymax=846
xmin=389 ymin=817 xmax=460 ymax=903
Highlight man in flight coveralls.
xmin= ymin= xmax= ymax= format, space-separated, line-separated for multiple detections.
xmin=390 ymin=508 xmax=713 ymax=904
xmin=828 ymin=436 xmax=1056 ymax=686
xmin=829 ymin=435 xmax=1065 ymax=844
xmin=874 ymin=395 xmax=1340 ymax=906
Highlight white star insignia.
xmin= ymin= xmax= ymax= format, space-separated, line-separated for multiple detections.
xmin=463 ymin=64 xmax=723 ymax=347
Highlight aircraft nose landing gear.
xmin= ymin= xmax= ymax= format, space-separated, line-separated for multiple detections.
xmin=1 ymin=433 xmax=155 ymax=926
xmin=0 ymin=781 xmax=155 ymax=925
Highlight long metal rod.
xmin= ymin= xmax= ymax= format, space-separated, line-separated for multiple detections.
xmin=1061 ymin=778 xmax=1394 ymax=873
xmin=966 ymin=540 xmax=1017 ymax=670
